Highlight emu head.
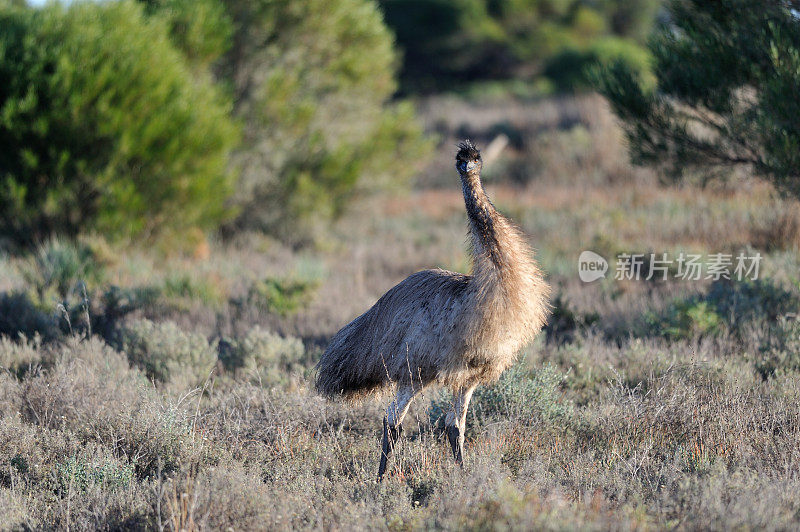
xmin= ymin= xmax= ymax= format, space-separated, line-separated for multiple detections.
xmin=456 ymin=140 xmax=482 ymax=176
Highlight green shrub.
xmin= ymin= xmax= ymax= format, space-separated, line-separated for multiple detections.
xmin=379 ymin=0 xmax=658 ymax=93
xmin=244 ymin=277 xmax=318 ymax=317
xmin=545 ymin=36 xmax=653 ymax=93
xmin=218 ymin=326 xmax=306 ymax=386
xmin=0 ymin=1 xmax=237 ymax=246
xmin=596 ymin=0 xmax=800 ymax=197
xmin=53 ymin=453 xmax=135 ymax=494
xmin=114 ymin=319 xmax=217 ymax=389
xmin=162 ymin=273 xmax=225 ymax=307
xmin=12 ymin=238 xmax=107 ymax=338
xmin=21 ymin=238 xmax=105 ymax=302
xmin=646 ymin=300 xmax=723 ymax=341
xmin=429 ymin=362 xmax=572 ymax=436
xmin=644 ymin=279 xmax=800 ymax=340
xmin=140 ymin=0 xmax=233 ymax=68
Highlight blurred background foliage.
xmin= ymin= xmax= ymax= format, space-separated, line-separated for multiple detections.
xmin=215 ymin=0 xmax=432 ymax=241
xmin=597 ymin=0 xmax=800 ymax=198
xmin=379 ymin=0 xmax=658 ymax=94
xmin=0 ymin=0 xmax=664 ymax=250
xmin=0 ymin=0 xmax=665 ymax=251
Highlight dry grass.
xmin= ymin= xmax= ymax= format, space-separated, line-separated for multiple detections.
xmin=1 ymin=94 xmax=800 ymax=530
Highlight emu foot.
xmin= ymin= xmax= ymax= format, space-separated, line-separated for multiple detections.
xmin=446 ymin=425 xmax=464 ymax=466
xmin=377 ymin=417 xmax=403 ymax=482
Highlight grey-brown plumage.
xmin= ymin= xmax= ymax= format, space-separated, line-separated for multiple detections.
xmin=315 ymin=140 xmax=551 ymax=480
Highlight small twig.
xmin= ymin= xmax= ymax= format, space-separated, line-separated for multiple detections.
xmin=79 ymin=281 xmax=91 ymax=338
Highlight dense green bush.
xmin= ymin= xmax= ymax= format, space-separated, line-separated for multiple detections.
xmin=1 ymin=0 xmax=431 ymax=248
xmin=244 ymin=277 xmax=318 ymax=317
xmin=646 ymin=299 xmax=723 ymax=340
xmin=0 ymin=1 xmax=237 ymax=247
xmin=139 ymin=0 xmax=233 ymax=69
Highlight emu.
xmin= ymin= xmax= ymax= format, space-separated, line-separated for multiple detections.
xmin=315 ymin=140 xmax=550 ymax=481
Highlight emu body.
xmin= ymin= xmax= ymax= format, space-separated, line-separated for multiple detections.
xmin=315 ymin=141 xmax=550 ymax=480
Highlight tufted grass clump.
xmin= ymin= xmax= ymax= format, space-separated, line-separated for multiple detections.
xmin=114 ymin=319 xmax=217 ymax=390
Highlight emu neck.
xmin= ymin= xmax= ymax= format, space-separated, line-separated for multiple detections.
xmin=459 ymin=167 xmax=548 ymax=346
xmin=461 ymin=171 xmax=504 ymax=270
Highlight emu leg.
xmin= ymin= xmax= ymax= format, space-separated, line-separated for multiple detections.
xmin=377 ymin=385 xmax=418 ymax=482
xmin=445 ymin=385 xmax=476 ymax=467
xmin=377 ymin=417 xmax=402 ymax=481
xmin=446 ymin=424 xmax=463 ymax=465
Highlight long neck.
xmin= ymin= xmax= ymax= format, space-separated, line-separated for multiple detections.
xmin=461 ymin=171 xmax=505 ymax=270
xmin=458 ymin=167 xmax=550 ymax=350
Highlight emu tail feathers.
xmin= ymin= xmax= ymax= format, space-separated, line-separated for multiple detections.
xmin=314 ymin=312 xmax=390 ymax=402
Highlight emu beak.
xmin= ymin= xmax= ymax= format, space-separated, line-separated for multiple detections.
xmin=466 ymin=161 xmax=477 ymax=171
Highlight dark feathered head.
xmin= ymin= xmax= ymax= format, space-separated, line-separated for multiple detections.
xmin=455 ymin=140 xmax=482 ymax=175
